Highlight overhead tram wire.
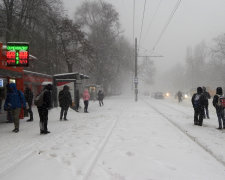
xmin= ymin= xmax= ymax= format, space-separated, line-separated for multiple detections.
xmin=138 ymin=0 xmax=147 ymax=52
xmin=133 ymin=0 xmax=136 ymax=44
xmin=151 ymin=0 xmax=182 ymax=52
xmin=145 ymin=0 xmax=163 ymax=39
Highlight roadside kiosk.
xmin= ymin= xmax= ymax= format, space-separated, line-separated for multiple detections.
xmin=0 ymin=42 xmax=37 ymax=120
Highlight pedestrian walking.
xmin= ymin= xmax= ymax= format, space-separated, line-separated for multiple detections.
xmin=213 ymin=87 xmax=225 ymax=129
xmin=35 ymin=83 xmax=52 ymax=134
xmin=191 ymin=87 xmax=205 ymax=126
xmin=202 ymin=86 xmax=211 ymax=119
xmin=97 ymin=90 xmax=104 ymax=106
xmin=58 ymin=85 xmax=72 ymax=120
xmin=83 ymin=89 xmax=90 ymax=113
xmin=177 ymin=91 xmax=183 ymax=103
xmin=4 ymin=83 xmax=26 ymax=133
xmin=24 ymin=86 xmax=33 ymax=122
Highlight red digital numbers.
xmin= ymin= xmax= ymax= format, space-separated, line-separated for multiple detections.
xmin=6 ymin=51 xmax=16 ymax=59
xmin=19 ymin=51 xmax=28 ymax=60
xmin=19 ymin=60 xmax=28 ymax=64
xmin=7 ymin=60 xmax=16 ymax=64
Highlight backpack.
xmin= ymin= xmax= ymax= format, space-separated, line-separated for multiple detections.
xmin=217 ymin=95 xmax=225 ymax=108
xmin=34 ymin=90 xmax=46 ymax=107
xmin=193 ymin=94 xmax=201 ymax=108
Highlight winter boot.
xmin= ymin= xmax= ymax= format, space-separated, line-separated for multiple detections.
xmin=12 ymin=128 xmax=19 ymax=133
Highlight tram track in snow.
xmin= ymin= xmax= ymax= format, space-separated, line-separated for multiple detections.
xmin=142 ymin=98 xmax=225 ymax=168
xmin=80 ymin=109 xmax=123 ymax=180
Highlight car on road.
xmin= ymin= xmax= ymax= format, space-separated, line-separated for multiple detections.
xmin=153 ymin=92 xmax=164 ymax=99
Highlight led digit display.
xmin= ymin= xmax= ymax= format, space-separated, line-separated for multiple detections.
xmin=6 ymin=42 xmax=29 ymax=66
xmin=6 ymin=51 xmax=16 ymax=59
xmin=19 ymin=51 xmax=28 ymax=59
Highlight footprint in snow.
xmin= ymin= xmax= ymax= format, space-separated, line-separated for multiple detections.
xmin=157 ymin=144 xmax=165 ymax=149
xmin=71 ymin=153 xmax=76 ymax=158
xmin=49 ymin=153 xmax=57 ymax=158
xmin=126 ymin=151 xmax=135 ymax=157
xmin=62 ymin=158 xmax=71 ymax=166
xmin=38 ymin=150 xmax=45 ymax=154
xmin=51 ymin=146 xmax=59 ymax=150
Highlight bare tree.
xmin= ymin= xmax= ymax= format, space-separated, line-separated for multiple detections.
xmin=75 ymin=0 xmax=133 ymax=93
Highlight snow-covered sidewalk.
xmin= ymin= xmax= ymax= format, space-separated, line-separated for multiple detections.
xmin=0 ymin=96 xmax=225 ymax=180
xmin=148 ymin=96 xmax=225 ymax=166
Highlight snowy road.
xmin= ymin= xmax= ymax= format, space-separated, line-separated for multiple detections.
xmin=0 ymin=96 xmax=225 ymax=180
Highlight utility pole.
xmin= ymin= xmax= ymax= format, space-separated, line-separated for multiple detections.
xmin=134 ymin=38 xmax=138 ymax=102
xmin=133 ymin=38 xmax=163 ymax=102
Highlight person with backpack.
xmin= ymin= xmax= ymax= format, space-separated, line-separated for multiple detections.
xmin=35 ymin=84 xmax=52 ymax=134
xmin=24 ymin=86 xmax=33 ymax=122
xmin=83 ymin=89 xmax=90 ymax=113
xmin=97 ymin=90 xmax=104 ymax=106
xmin=213 ymin=87 xmax=225 ymax=129
xmin=4 ymin=83 xmax=26 ymax=133
xmin=58 ymin=85 xmax=72 ymax=120
xmin=191 ymin=87 xmax=205 ymax=126
xmin=202 ymin=86 xmax=211 ymax=119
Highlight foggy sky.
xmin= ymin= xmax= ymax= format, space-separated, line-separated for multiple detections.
xmin=62 ymin=0 xmax=225 ymax=74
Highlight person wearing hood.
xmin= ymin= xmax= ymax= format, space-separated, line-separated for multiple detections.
xmin=58 ymin=85 xmax=72 ymax=120
xmin=202 ymin=86 xmax=211 ymax=119
xmin=213 ymin=87 xmax=225 ymax=129
xmin=4 ymin=83 xmax=26 ymax=133
xmin=83 ymin=89 xmax=90 ymax=113
xmin=37 ymin=84 xmax=52 ymax=134
xmin=191 ymin=87 xmax=205 ymax=126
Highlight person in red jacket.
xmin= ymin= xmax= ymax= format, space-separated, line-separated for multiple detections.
xmin=83 ymin=89 xmax=90 ymax=113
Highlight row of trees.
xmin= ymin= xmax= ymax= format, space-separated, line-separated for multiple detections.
xmin=161 ymin=33 xmax=225 ymax=92
xmin=0 ymin=0 xmax=135 ymax=93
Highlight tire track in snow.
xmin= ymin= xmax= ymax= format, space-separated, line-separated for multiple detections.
xmin=81 ymin=113 xmax=122 ymax=180
xmin=142 ymin=98 xmax=225 ymax=168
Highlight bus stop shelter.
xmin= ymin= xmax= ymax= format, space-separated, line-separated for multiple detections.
xmin=53 ymin=72 xmax=89 ymax=107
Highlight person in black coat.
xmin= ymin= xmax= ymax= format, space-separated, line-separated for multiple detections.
xmin=24 ymin=86 xmax=33 ymax=121
xmin=191 ymin=87 xmax=205 ymax=126
xmin=213 ymin=87 xmax=225 ymax=129
xmin=177 ymin=91 xmax=183 ymax=103
xmin=98 ymin=90 xmax=104 ymax=106
xmin=202 ymin=86 xmax=211 ymax=119
xmin=58 ymin=85 xmax=72 ymax=120
xmin=37 ymin=84 xmax=52 ymax=134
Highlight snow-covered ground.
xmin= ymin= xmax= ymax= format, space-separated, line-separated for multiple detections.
xmin=0 ymin=96 xmax=225 ymax=180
